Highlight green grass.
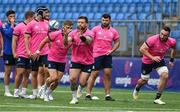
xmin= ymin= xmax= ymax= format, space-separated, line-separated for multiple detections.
xmin=0 ymin=84 xmax=180 ymax=112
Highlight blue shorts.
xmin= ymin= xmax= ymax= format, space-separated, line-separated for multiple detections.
xmin=141 ymin=59 xmax=166 ymax=75
xmin=3 ymin=54 xmax=16 ymax=65
xmin=93 ymin=55 xmax=112 ymax=70
xmin=70 ymin=62 xmax=93 ymax=73
xmin=16 ymin=57 xmax=32 ymax=69
xmin=39 ymin=55 xmax=48 ymax=67
xmin=48 ymin=61 xmax=66 ymax=72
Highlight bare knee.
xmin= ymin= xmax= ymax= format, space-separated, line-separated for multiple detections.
xmin=161 ymin=73 xmax=169 ymax=79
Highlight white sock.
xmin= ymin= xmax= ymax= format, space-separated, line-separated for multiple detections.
xmin=106 ymin=94 xmax=110 ymax=97
xmin=38 ymin=85 xmax=42 ymax=90
xmin=5 ymin=85 xmax=10 ymax=93
xmin=32 ymin=89 xmax=38 ymax=96
xmin=72 ymin=91 xmax=77 ymax=99
xmin=78 ymin=85 xmax=83 ymax=92
xmin=46 ymin=88 xmax=52 ymax=95
xmin=21 ymin=88 xmax=27 ymax=95
xmin=14 ymin=89 xmax=19 ymax=95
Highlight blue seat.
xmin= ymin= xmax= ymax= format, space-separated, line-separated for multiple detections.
xmin=111 ymin=0 xmax=118 ymax=3
xmin=87 ymin=13 xmax=94 ymax=19
xmin=28 ymin=0 xmax=34 ymax=4
xmin=51 ymin=13 xmax=58 ymax=19
xmin=17 ymin=13 xmax=24 ymax=20
xmin=2 ymin=0 xmax=8 ymax=4
xmin=113 ymin=4 xmax=121 ymax=12
xmin=41 ymin=0 xmax=48 ymax=3
xmin=31 ymin=4 xmax=36 ymax=12
xmin=82 ymin=0 xmax=89 ymax=4
xmin=121 ymin=4 xmax=128 ymax=13
xmin=110 ymin=13 xmax=116 ymax=20
xmin=8 ymin=0 xmax=14 ymax=4
xmin=106 ymin=5 xmax=113 ymax=13
xmin=64 ymin=5 xmax=71 ymax=12
xmin=116 ymin=13 xmax=124 ymax=20
xmin=104 ymin=0 xmax=111 ymax=3
xmin=64 ymin=13 xmax=73 ymax=19
xmin=72 ymin=13 xmax=80 ymax=20
xmin=138 ymin=13 xmax=147 ymax=20
xmin=15 ymin=0 xmax=27 ymax=4
xmin=0 ymin=13 xmax=5 ymax=20
xmin=136 ymin=4 xmax=143 ymax=13
xmin=176 ymin=39 xmax=180 ymax=50
xmin=75 ymin=0 xmax=81 ymax=4
xmin=170 ymin=30 xmax=180 ymax=39
xmin=61 ymin=0 xmax=68 ymax=4
xmin=94 ymin=13 xmax=102 ymax=20
xmin=34 ymin=0 xmax=40 ymax=4
xmin=129 ymin=4 xmax=136 ymax=13
xmin=48 ymin=0 xmax=54 ymax=4
xmin=99 ymin=5 xmax=106 ymax=12
xmin=92 ymin=5 xmax=99 ymax=12
xmin=80 ymin=13 xmax=87 ymax=17
xmin=85 ymin=5 xmax=91 ymax=12
xmin=58 ymin=12 xmax=65 ymax=19
xmin=144 ymin=4 xmax=151 ymax=13
xmin=54 ymin=0 xmax=60 ymax=4
xmin=156 ymin=13 xmax=162 ymax=21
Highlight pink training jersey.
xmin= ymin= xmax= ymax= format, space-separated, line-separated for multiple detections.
xmin=69 ymin=29 xmax=94 ymax=65
xmin=92 ymin=25 xmax=120 ymax=58
xmin=13 ymin=22 xmax=28 ymax=58
xmin=0 ymin=20 xmax=2 ymax=27
xmin=142 ymin=34 xmax=176 ymax=64
xmin=48 ymin=30 xmax=69 ymax=63
xmin=25 ymin=19 xmax=49 ymax=55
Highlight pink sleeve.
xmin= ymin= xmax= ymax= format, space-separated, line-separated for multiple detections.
xmin=146 ymin=37 xmax=155 ymax=48
xmin=171 ymin=39 xmax=176 ymax=48
xmin=49 ymin=31 xmax=58 ymax=41
xmin=0 ymin=20 xmax=2 ymax=28
xmin=13 ymin=25 xmax=20 ymax=36
xmin=113 ymin=29 xmax=120 ymax=41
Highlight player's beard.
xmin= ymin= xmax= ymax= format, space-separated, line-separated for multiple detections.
xmin=160 ymin=36 xmax=168 ymax=42
xmin=77 ymin=26 xmax=86 ymax=32
xmin=102 ymin=22 xmax=110 ymax=28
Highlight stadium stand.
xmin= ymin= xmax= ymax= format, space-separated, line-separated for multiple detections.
xmin=0 ymin=0 xmax=179 ymax=49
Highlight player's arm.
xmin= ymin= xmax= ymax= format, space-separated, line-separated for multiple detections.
xmin=64 ymin=34 xmax=72 ymax=46
xmin=12 ymin=35 xmax=18 ymax=58
xmin=24 ymin=33 xmax=32 ymax=58
xmin=34 ymin=36 xmax=51 ymax=60
xmin=169 ymin=45 xmax=176 ymax=67
xmin=106 ymin=38 xmax=120 ymax=55
xmin=140 ymin=42 xmax=161 ymax=62
xmin=80 ymin=35 xmax=93 ymax=45
xmin=0 ymin=32 xmax=3 ymax=57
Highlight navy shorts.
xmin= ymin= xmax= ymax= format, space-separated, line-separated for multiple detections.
xmin=93 ymin=55 xmax=112 ymax=70
xmin=48 ymin=61 xmax=66 ymax=72
xmin=3 ymin=54 xmax=16 ymax=65
xmin=39 ymin=55 xmax=48 ymax=67
xmin=70 ymin=62 xmax=93 ymax=73
xmin=16 ymin=57 xmax=32 ymax=69
xmin=141 ymin=59 xmax=166 ymax=75
xmin=31 ymin=59 xmax=39 ymax=71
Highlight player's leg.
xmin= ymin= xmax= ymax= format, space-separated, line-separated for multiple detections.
xmin=77 ymin=64 xmax=92 ymax=99
xmin=86 ymin=56 xmax=102 ymax=99
xmin=29 ymin=60 xmax=39 ymax=99
xmin=20 ymin=69 xmax=30 ymax=98
xmin=103 ymin=68 xmax=114 ymax=101
xmin=102 ymin=55 xmax=114 ymax=101
xmin=3 ymin=55 xmax=15 ymax=97
xmin=69 ymin=62 xmax=81 ymax=104
xmin=154 ymin=65 xmax=169 ymax=105
xmin=133 ymin=62 xmax=152 ymax=100
xmin=14 ymin=67 xmax=25 ymax=97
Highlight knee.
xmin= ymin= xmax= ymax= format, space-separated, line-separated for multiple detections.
xmin=70 ymin=77 xmax=76 ymax=83
xmin=161 ymin=73 xmax=169 ymax=79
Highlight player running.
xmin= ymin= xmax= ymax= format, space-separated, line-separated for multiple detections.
xmin=133 ymin=26 xmax=176 ymax=105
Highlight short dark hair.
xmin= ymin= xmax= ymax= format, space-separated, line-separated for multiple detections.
xmin=102 ymin=13 xmax=111 ymax=20
xmin=162 ymin=26 xmax=171 ymax=33
xmin=78 ymin=16 xmax=88 ymax=23
xmin=6 ymin=9 xmax=15 ymax=17
xmin=25 ymin=11 xmax=35 ymax=19
xmin=64 ymin=20 xmax=73 ymax=26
